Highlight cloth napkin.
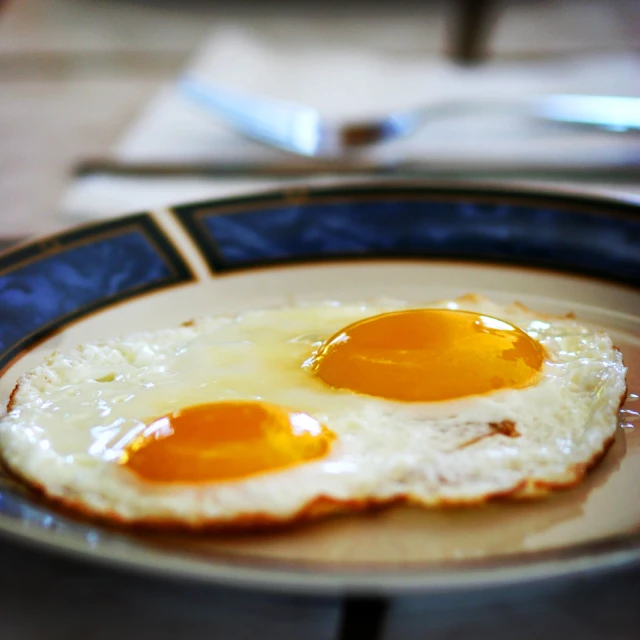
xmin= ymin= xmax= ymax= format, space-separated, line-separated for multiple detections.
xmin=60 ymin=25 xmax=640 ymax=222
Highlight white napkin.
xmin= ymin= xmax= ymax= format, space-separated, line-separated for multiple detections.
xmin=61 ymin=25 xmax=640 ymax=221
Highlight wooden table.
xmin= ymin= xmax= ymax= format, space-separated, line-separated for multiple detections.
xmin=1 ymin=1 xmax=640 ymax=638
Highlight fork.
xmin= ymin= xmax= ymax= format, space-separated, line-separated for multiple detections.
xmin=178 ymin=75 xmax=640 ymax=159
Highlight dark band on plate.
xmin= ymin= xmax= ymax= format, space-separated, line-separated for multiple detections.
xmin=0 ymin=214 xmax=195 ymax=372
xmin=171 ymin=184 xmax=640 ymax=286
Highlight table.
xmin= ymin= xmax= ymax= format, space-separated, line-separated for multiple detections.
xmin=4 ymin=537 xmax=640 ymax=640
xmin=1 ymin=1 xmax=640 ymax=638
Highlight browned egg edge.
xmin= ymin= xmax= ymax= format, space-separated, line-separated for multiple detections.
xmin=0 ymin=431 xmax=618 ymax=534
xmin=0 ymin=389 xmax=625 ymax=534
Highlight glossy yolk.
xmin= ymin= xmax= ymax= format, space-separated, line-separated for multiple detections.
xmin=309 ymin=309 xmax=545 ymax=402
xmin=122 ymin=401 xmax=334 ymax=484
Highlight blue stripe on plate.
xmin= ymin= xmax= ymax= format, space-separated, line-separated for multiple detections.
xmin=175 ymin=193 xmax=640 ymax=286
xmin=0 ymin=215 xmax=193 ymax=369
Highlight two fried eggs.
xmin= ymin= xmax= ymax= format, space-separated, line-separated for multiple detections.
xmin=0 ymin=295 xmax=627 ymax=528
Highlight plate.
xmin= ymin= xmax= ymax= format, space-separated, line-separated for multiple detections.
xmin=1 ymin=181 xmax=639 ymax=595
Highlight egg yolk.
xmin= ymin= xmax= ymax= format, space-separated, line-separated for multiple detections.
xmin=309 ymin=309 xmax=545 ymax=402
xmin=122 ymin=401 xmax=334 ymax=484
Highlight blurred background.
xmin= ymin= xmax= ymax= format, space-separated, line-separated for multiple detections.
xmin=1 ymin=0 xmax=639 ymax=244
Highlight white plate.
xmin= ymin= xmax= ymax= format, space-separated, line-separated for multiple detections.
xmin=0 ymin=182 xmax=638 ymax=594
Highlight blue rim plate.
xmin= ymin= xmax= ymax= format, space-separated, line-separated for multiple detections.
xmin=0 ymin=180 xmax=639 ymax=595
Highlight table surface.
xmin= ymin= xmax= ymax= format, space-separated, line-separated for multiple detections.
xmin=1 ymin=1 xmax=640 ymax=638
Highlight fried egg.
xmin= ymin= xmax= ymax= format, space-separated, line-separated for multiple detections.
xmin=0 ymin=295 xmax=627 ymax=529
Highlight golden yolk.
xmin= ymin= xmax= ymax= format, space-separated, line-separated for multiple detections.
xmin=122 ymin=401 xmax=334 ymax=484
xmin=309 ymin=309 xmax=545 ymax=402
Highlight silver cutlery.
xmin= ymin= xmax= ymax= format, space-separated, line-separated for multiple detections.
xmin=178 ymin=75 xmax=640 ymax=158
xmin=74 ymin=158 xmax=640 ymax=180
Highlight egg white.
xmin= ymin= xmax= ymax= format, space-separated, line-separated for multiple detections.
xmin=0 ymin=295 xmax=627 ymax=526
